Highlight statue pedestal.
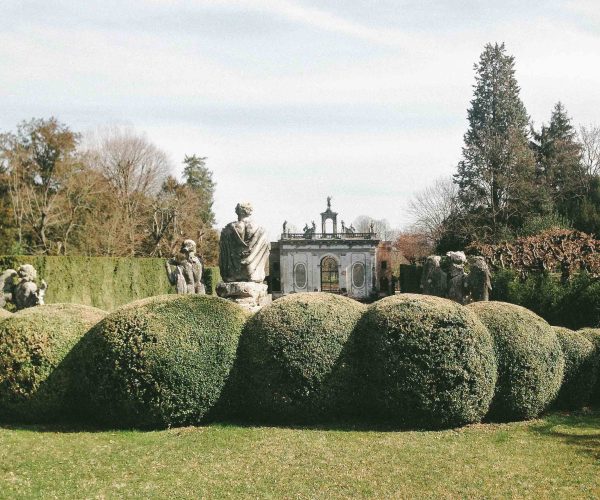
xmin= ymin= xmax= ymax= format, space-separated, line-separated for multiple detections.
xmin=216 ymin=281 xmax=271 ymax=313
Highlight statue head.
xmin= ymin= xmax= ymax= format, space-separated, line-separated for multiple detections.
xmin=180 ymin=239 xmax=197 ymax=256
xmin=235 ymin=202 xmax=253 ymax=220
xmin=426 ymin=255 xmax=442 ymax=267
xmin=446 ymin=251 xmax=467 ymax=265
xmin=469 ymin=255 xmax=488 ymax=271
xmin=17 ymin=264 xmax=37 ymax=282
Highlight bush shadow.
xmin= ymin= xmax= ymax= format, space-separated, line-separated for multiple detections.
xmin=528 ymin=409 xmax=600 ymax=460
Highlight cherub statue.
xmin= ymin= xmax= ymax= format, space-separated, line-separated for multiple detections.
xmin=165 ymin=239 xmax=206 ymax=294
xmin=1 ymin=264 xmax=48 ymax=310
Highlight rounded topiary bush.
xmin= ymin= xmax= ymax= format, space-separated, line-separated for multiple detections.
xmin=356 ymin=294 xmax=497 ymax=428
xmin=552 ymin=327 xmax=598 ymax=409
xmin=579 ymin=328 xmax=600 ymax=405
xmin=233 ymin=293 xmax=366 ymax=423
xmin=0 ymin=303 xmax=106 ymax=423
xmin=468 ymin=301 xmax=564 ymax=421
xmin=73 ymin=294 xmax=248 ymax=429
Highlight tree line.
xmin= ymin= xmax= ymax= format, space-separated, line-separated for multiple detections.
xmin=0 ymin=119 xmax=219 ymax=264
xmin=409 ymin=42 xmax=600 ymax=254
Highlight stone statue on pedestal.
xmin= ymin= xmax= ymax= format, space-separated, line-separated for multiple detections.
xmin=218 ymin=202 xmax=271 ymax=311
xmin=420 ymin=255 xmax=447 ymax=297
xmin=446 ymin=251 xmax=467 ymax=304
xmin=165 ymin=239 xmax=205 ymax=295
xmin=1 ymin=264 xmax=47 ymax=311
xmin=467 ymin=256 xmax=492 ymax=302
xmin=220 ymin=203 xmax=270 ymax=283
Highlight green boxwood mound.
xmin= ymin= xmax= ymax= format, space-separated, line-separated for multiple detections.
xmin=233 ymin=293 xmax=366 ymax=423
xmin=579 ymin=328 xmax=600 ymax=405
xmin=0 ymin=304 xmax=106 ymax=423
xmin=468 ymin=302 xmax=564 ymax=421
xmin=356 ymin=294 xmax=497 ymax=428
xmin=552 ymin=327 xmax=598 ymax=409
xmin=72 ymin=294 xmax=248 ymax=429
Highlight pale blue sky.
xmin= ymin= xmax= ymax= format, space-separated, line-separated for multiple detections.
xmin=2 ymin=0 xmax=600 ymax=237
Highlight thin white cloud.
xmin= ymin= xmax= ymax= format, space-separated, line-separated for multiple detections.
xmin=240 ymin=0 xmax=415 ymax=47
xmin=151 ymin=0 xmax=418 ymax=47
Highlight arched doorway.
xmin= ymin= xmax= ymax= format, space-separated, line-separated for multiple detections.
xmin=320 ymin=256 xmax=339 ymax=292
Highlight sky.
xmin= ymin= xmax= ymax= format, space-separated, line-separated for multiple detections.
xmin=2 ymin=0 xmax=600 ymax=239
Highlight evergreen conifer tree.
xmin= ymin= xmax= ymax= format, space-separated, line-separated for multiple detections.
xmin=531 ymin=102 xmax=584 ymax=221
xmin=182 ymin=154 xmax=216 ymax=225
xmin=454 ymin=43 xmax=537 ymax=242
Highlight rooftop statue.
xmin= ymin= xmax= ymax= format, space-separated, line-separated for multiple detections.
xmin=219 ymin=202 xmax=270 ymax=283
xmin=165 ymin=239 xmax=205 ymax=295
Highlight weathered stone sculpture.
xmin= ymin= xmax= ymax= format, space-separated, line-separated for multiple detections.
xmin=0 ymin=269 xmax=17 ymax=309
xmin=1 ymin=264 xmax=48 ymax=311
xmin=446 ymin=251 xmax=467 ymax=304
xmin=165 ymin=239 xmax=205 ymax=295
xmin=218 ymin=202 xmax=271 ymax=311
xmin=467 ymin=256 xmax=492 ymax=302
xmin=420 ymin=255 xmax=447 ymax=297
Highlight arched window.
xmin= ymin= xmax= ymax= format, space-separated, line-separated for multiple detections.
xmin=352 ymin=263 xmax=365 ymax=288
xmin=294 ymin=263 xmax=307 ymax=289
xmin=320 ymin=256 xmax=339 ymax=292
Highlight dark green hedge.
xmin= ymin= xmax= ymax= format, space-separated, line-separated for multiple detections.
xmin=232 ymin=293 xmax=366 ymax=423
xmin=0 ymin=303 xmax=106 ymax=423
xmin=491 ymin=269 xmax=600 ymax=329
xmin=552 ymin=327 xmax=598 ymax=410
xmin=71 ymin=294 xmax=248 ymax=429
xmin=399 ymin=264 xmax=422 ymax=293
xmin=356 ymin=294 xmax=497 ymax=428
xmin=0 ymin=255 xmax=220 ymax=311
xmin=579 ymin=328 xmax=600 ymax=405
xmin=468 ymin=301 xmax=564 ymax=421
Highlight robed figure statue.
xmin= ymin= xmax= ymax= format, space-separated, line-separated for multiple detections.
xmin=219 ymin=202 xmax=270 ymax=283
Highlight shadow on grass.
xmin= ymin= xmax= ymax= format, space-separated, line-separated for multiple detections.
xmin=0 ymin=417 xmax=422 ymax=434
xmin=529 ymin=409 xmax=600 ymax=460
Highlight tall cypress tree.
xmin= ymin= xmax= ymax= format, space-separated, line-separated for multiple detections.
xmin=455 ymin=43 xmax=537 ymax=242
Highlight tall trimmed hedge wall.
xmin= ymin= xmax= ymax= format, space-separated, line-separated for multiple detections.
xmin=0 ymin=256 xmax=220 ymax=311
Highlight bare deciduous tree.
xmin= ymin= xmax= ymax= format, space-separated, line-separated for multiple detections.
xmin=352 ymin=215 xmax=400 ymax=241
xmin=407 ymin=177 xmax=459 ymax=245
xmin=579 ymin=124 xmax=600 ymax=179
xmin=84 ymin=126 xmax=171 ymax=256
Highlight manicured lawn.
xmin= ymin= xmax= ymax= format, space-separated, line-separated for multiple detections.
xmin=0 ymin=412 xmax=599 ymax=499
